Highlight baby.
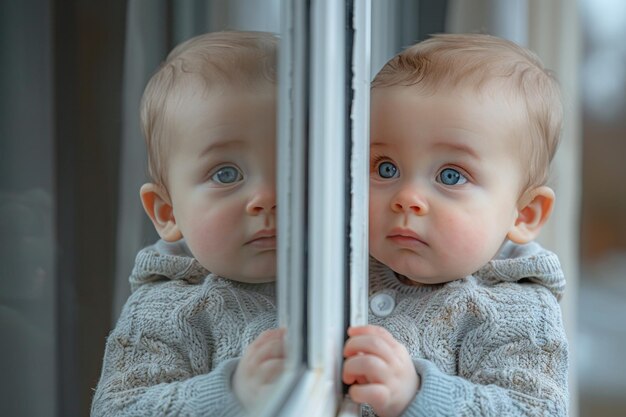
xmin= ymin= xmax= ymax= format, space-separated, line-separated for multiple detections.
xmin=91 ymin=31 xmax=284 ymax=416
xmin=343 ymin=34 xmax=569 ymax=417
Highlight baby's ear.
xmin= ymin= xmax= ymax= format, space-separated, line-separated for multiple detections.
xmin=140 ymin=183 xmax=182 ymax=242
xmin=507 ymin=186 xmax=555 ymax=244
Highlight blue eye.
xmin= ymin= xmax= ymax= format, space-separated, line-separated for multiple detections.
xmin=211 ymin=166 xmax=243 ymax=184
xmin=377 ymin=161 xmax=399 ymax=179
xmin=438 ymin=168 xmax=467 ymax=185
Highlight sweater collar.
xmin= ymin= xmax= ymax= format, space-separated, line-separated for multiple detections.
xmin=476 ymin=240 xmax=565 ymax=300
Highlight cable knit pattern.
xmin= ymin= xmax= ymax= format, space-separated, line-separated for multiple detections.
xmin=91 ymin=242 xmax=276 ymax=417
xmin=364 ymin=241 xmax=569 ymax=417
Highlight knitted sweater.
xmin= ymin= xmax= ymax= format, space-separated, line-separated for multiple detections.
xmin=92 ymin=240 xmax=567 ymax=417
xmin=91 ymin=240 xmax=276 ymax=417
xmin=366 ymin=241 xmax=569 ymax=417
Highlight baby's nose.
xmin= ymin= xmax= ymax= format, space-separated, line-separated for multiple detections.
xmin=246 ymin=186 xmax=277 ymax=215
xmin=391 ymin=188 xmax=428 ymax=215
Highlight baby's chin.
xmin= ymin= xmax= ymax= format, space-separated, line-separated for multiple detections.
xmin=377 ymin=256 xmax=466 ymax=285
xmin=200 ymin=255 xmax=277 ymax=284
xmin=395 ymin=271 xmax=459 ymax=286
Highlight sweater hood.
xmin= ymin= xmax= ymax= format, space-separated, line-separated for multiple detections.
xmin=476 ymin=240 xmax=565 ymax=300
xmin=129 ymin=239 xmax=209 ymax=292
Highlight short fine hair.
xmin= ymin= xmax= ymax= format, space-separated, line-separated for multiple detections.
xmin=140 ymin=31 xmax=278 ymax=187
xmin=373 ymin=33 xmax=562 ymax=190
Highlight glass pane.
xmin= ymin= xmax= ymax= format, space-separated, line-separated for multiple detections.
xmin=3 ymin=1 xmax=292 ymax=416
xmin=106 ymin=1 xmax=290 ymax=416
xmin=0 ymin=2 xmax=56 ymax=416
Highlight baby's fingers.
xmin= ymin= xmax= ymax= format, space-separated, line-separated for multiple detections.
xmin=347 ymin=383 xmax=390 ymax=414
xmin=257 ymin=358 xmax=285 ymax=384
xmin=251 ymin=336 xmax=285 ymax=363
xmin=342 ymin=353 xmax=388 ymax=385
xmin=344 ymin=333 xmax=394 ymax=360
xmin=250 ymin=327 xmax=286 ymax=348
xmin=348 ymin=325 xmax=395 ymax=341
xmin=242 ymin=332 xmax=286 ymax=371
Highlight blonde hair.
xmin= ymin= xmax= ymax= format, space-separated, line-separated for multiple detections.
xmin=140 ymin=31 xmax=278 ymax=187
xmin=373 ymin=33 xmax=562 ymax=190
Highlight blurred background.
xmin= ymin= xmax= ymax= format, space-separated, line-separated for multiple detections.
xmin=578 ymin=0 xmax=626 ymax=415
xmin=0 ymin=1 xmax=624 ymax=416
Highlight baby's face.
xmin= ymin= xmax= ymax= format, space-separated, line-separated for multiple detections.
xmin=369 ymin=85 xmax=526 ymax=284
xmin=165 ymin=86 xmax=277 ymax=283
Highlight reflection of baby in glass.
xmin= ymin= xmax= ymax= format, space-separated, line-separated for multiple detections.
xmin=343 ymin=34 xmax=569 ymax=417
xmin=92 ymin=31 xmax=284 ymax=416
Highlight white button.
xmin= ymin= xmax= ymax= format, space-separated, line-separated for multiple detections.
xmin=370 ymin=293 xmax=395 ymax=317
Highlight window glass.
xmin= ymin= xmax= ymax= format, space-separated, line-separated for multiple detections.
xmin=0 ymin=3 xmax=55 ymax=416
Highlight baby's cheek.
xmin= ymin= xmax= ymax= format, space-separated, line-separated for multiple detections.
xmin=439 ymin=214 xmax=493 ymax=264
xmin=185 ymin=213 xmax=238 ymax=265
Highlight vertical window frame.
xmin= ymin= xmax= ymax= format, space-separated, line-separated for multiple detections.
xmin=259 ymin=1 xmax=370 ymax=416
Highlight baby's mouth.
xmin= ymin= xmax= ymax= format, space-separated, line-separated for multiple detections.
xmin=387 ymin=228 xmax=428 ymax=247
xmin=247 ymin=230 xmax=277 ymax=248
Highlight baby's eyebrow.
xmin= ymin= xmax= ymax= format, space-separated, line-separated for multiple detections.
xmin=370 ymin=142 xmax=390 ymax=148
xmin=432 ymin=142 xmax=481 ymax=160
xmin=199 ymin=139 xmax=246 ymax=158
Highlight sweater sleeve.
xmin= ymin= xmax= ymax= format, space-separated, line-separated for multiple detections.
xmin=90 ymin=287 xmax=246 ymax=417
xmin=402 ymin=289 xmax=569 ymax=417
xmin=91 ymin=358 xmax=244 ymax=417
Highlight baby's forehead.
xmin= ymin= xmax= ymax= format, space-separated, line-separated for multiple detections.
xmin=372 ymin=81 xmax=526 ymax=121
xmin=165 ymin=82 xmax=277 ymax=142
xmin=370 ymin=83 xmax=529 ymax=149
xmin=163 ymin=79 xmax=276 ymax=127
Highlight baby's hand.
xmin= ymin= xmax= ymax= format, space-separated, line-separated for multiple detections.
xmin=233 ymin=328 xmax=286 ymax=411
xmin=342 ymin=325 xmax=420 ymax=417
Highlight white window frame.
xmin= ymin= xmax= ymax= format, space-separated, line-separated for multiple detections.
xmin=259 ymin=1 xmax=370 ymax=416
